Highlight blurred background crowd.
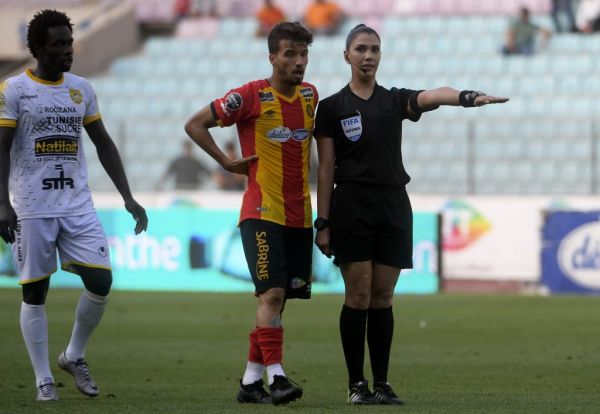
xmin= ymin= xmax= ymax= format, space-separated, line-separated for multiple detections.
xmin=1 ymin=0 xmax=599 ymax=194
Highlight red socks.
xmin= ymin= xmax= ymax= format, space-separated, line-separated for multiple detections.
xmin=255 ymin=326 xmax=283 ymax=366
xmin=248 ymin=328 xmax=263 ymax=364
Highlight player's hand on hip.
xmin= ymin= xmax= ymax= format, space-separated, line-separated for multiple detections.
xmin=0 ymin=203 xmax=18 ymax=244
xmin=226 ymin=155 xmax=258 ymax=176
xmin=475 ymin=95 xmax=510 ymax=106
xmin=125 ymin=199 xmax=148 ymax=235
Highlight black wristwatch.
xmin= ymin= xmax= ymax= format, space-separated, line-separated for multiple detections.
xmin=313 ymin=217 xmax=330 ymax=231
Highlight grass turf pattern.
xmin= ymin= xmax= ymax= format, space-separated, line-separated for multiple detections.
xmin=0 ymin=289 xmax=598 ymax=413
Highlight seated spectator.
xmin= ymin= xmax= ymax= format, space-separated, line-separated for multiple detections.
xmin=576 ymin=0 xmax=600 ymax=32
xmin=551 ymin=0 xmax=577 ymax=33
xmin=256 ymin=0 xmax=286 ymax=37
xmin=213 ymin=141 xmax=246 ymax=191
xmin=304 ymin=0 xmax=345 ymax=36
xmin=156 ymin=141 xmax=211 ymax=190
xmin=502 ymin=7 xmax=551 ymax=56
xmin=174 ymin=0 xmax=191 ymax=21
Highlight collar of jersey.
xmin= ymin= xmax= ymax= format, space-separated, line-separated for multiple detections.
xmin=266 ymin=81 xmax=299 ymax=104
xmin=26 ymin=69 xmax=64 ymax=85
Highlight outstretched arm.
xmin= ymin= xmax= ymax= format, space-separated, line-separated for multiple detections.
xmin=409 ymin=87 xmax=509 ymax=114
xmin=85 ymin=119 xmax=148 ymax=234
xmin=184 ymin=105 xmax=257 ymax=175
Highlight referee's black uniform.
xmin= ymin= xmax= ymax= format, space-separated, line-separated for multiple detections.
xmin=314 ymin=84 xmax=421 ymax=269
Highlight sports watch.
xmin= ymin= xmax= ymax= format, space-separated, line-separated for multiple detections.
xmin=313 ymin=217 xmax=330 ymax=231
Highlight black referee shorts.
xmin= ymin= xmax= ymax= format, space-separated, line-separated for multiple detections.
xmin=239 ymin=219 xmax=312 ymax=299
xmin=330 ymin=183 xmax=413 ymax=269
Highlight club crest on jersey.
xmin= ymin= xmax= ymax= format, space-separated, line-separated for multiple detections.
xmin=341 ymin=114 xmax=362 ymax=142
xmin=306 ymin=104 xmax=314 ymax=118
xmin=225 ymin=92 xmax=243 ymax=111
xmin=69 ymin=88 xmax=83 ymax=104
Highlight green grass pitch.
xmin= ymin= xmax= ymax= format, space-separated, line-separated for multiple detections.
xmin=0 ymin=288 xmax=598 ymax=413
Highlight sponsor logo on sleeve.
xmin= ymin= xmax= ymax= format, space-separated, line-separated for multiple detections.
xmin=299 ymin=87 xmax=314 ymax=98
xmin=259 ymin=91 xmax=275 ymax=102
xmin=225 ymin=92 xmax=243 ymax=111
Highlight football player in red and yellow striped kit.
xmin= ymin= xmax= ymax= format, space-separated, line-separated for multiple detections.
xmin=184 ymin=22 xmax=317 ymax=405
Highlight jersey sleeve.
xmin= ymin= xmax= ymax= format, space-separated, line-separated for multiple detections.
xmin=0 ymin=80 xmax=18 ymax=128
xmin=82 ymin=80 xmax=101 ymax=126
xmin=393 ymin=87 xmax=421 ymax=122
xmin=313 ymin=99 xmax=335 ymax=139
xmin=210 ymin=82 xmax=258 ymax=127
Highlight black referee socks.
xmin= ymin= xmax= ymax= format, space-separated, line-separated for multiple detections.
xmin=340 ymin=305 xmax=368 ymax=385
xmin=367 ymin=306 xmax=394 ymax=384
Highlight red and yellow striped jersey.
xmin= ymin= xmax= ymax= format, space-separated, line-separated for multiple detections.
xmin=211 ymin=79 xmax=318 ymax=228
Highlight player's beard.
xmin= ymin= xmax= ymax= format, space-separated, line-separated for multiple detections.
xmin=287 ymin=71 xmax=304 ymax=85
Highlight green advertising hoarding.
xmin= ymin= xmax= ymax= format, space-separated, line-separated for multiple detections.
xmin=0 ymin=208 xmax=439 ymax=294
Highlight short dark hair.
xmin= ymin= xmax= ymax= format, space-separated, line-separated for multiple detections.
xmin=345 ymin=24 xmax=380 ymax=51
xmin=27 ymin=9 xmax=73 ymax=58
xmin=267 ymin=22 xmax=313 ymax=54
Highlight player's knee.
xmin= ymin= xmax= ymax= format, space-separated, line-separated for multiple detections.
xmin=370 ymin=287 xmax=394 ymax=308
xmin=259 ymin=288 xmax=285 ymax=310
xmin=345 ymin=289 xmax=371 ymax=309
xmin=78 ymin=267 xmax=112 ymax=297
xmin=22 ymin=279 xmax=50 ymax=305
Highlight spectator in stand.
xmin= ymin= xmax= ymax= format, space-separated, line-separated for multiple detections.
xmin=304 ymin=0 xmax=345 ymax=36
xmin=551 ymin=0 xmax=577 ymax=32
xmin=256 ymin=0 xmax=286 ymax=37
xmin=502 ymin=7 xmax=551 ymax=56
xmin=576 ymin=0 xmax=600 ymax=32
xmin=174 ymin=0 xmax=191 ymax=21
xmin=213 ymin=141 xmax=246 ymax=190
xmin=156 ymin=141 xmax=211 ymax=190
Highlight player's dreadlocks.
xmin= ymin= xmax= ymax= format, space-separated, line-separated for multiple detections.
xmin=27 ymin=9 xmax=72 ymax=58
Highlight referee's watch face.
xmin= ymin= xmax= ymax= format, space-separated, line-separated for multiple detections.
xmin=270 ymin=39 xmax=308 ymax=86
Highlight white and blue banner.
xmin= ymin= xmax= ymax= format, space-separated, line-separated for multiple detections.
xmin=541 ymin=211 xmax=600 ymax=294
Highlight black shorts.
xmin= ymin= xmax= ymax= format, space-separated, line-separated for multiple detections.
xmin=330 ymin=183 xmax=413 ymax=269
xmin=239 ymin=219 xmax=312 ymax=299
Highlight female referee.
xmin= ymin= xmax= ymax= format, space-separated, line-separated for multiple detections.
xmin=313 ymin=24 xmax=508 ymax=405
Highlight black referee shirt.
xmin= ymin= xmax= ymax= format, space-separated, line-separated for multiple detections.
xmin=314 ymin=84 xmax=421 ymax=187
